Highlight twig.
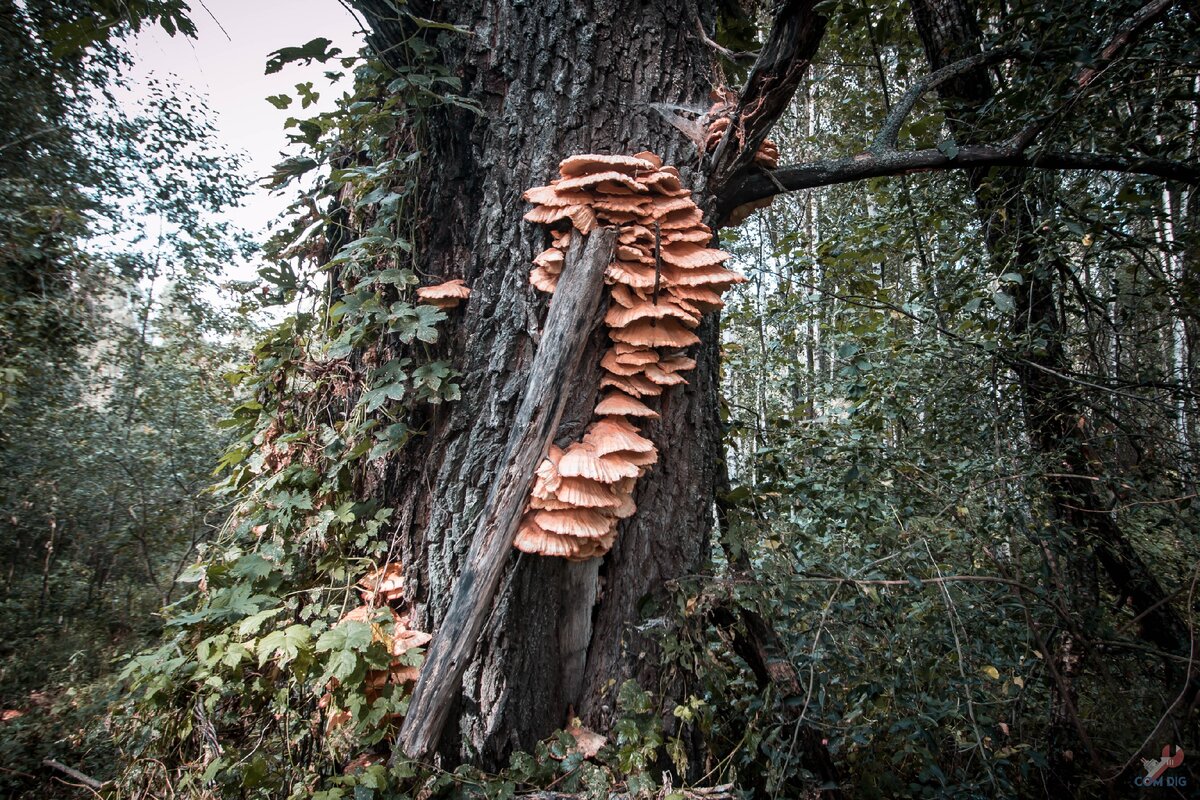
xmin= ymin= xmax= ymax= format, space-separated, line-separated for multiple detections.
xmin=693 ymin=17 xmax=757 ymax=64
xmin=922 ymin=540 xmax=998 ymax=791
xmin=42 ymin=759 xmax=102 ymax=790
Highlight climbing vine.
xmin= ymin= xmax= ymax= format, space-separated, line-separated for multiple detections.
xmin=112 ymin=17 xmax=483 ymax=798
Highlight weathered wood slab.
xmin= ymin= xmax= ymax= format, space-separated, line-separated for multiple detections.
xmin=397 ymin=227 xmax=616 ymax=759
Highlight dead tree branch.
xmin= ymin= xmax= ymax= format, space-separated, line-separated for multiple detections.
xmin=705 ymin=0 xmax=828 ymax=206
xmin=871 ymin=44 xmax=1022 ymax=152
xmin=721 ymin=145 xmax=1199 ymax=215
xmin=396 ymin=228 xmax=617 ymax=761
xmin=42 ymin=759 xmax=102 ymax=790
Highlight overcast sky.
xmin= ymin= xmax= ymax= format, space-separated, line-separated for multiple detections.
xmin=124 ymin=0 xmax=363 ymax=250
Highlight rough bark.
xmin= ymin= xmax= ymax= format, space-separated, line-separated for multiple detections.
xmin=352 ymin=0 xmax=723 ymax=767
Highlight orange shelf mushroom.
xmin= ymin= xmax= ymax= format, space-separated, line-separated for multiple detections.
xmin=516 ymin=150 xmax=746 ymax=561
xmin=416 ymin=278 xmax=471 ymax=309
xmin=322 ymin=561 xmax=430 ymax=733
xmin=702 ymin=92 xmax=780 ymax=226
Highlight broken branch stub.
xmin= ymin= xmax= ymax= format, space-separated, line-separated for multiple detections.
xmin=396 ymin=227 xmax=617 ymax=761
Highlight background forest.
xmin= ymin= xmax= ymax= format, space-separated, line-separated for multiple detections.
xmin=1 ymin=1 xmax=1197 ymax=798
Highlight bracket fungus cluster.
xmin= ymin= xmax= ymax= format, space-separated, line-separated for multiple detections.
xmin=705 ymin=92 xmax=780 ymax=226
xmin=321 ymin=562 xmax=430 ymax=730
xmin=514 ymin=151 xmax=746 ymax=561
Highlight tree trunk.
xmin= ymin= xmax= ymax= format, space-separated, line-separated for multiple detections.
xmin=352 ymin=0 xmax=723 ymax=767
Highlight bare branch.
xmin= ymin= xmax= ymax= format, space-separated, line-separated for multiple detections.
xmin=396 ymin=228 xmax=616 ymax=761
xmin=1077 ymin=0 xmax=1177 ymax=89
xmin=42 ymin=759 xmax=102 ymax=790
xmin=871 ymin=44 xmax=1022 ymax=153
xmin=721 ymin=145 xmax=1200 ymax=218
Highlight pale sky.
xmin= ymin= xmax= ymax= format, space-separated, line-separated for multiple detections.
xmin=124 ymin=0 xmax=363 ymax=251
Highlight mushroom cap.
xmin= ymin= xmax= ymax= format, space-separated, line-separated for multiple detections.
xmin=632 ymin=150 xmax=664 ymax=169
xmin=584 ymin=417 xmax=656 ymax=454
xmin=523 ymin=203 xmax=597 ymax=234
xmin=659 ymin=354 xmax=698 ymax=373
xmin=600 ymin=371 xmax=663 ymax=398
xmin=618 ymin=225 xmax=655 ymax=246
xmin=390 ymin=628 xmax=432 ymax=658
xmin=558 ymin=441 xmax=642 ymax=482
xmin=523 ymin=184 xmax=596 ymax=206
xmin=559 ymin=153 xmax=656 ymax=177
xmin=593 ymin=196 xmax=652 ymax=214
xmin=643 ymin=195 xmax=698 ymax=219
xmin=523 ymin=203 xmax=574 ymax=225
xmin=565 ymin=204 xmax=598 ymax=233
xmin=665 ymin=227 xmax=714 ymax=244
xmin=533 ymin=247 xmax=565 ymax=270
xmin=600 ymin=348 xmax=644 ymax=376
xmin=666 ymin=285 xmax=726 ymax=309
xmin=605 ymin=297 xmax=700 ymax=328
xmin=416 ymin=279 xmax=471 ymax=301
xmin=613 ymin=447 xmax=658 ymax=467
xmin=594 ymin=209 xmax=642 ymax=225
xmin=659 ymin=205 xmax=704 ymax=230
xmin=611 ymin=492 xmax=637 ymax=519
xmin=534 ymin=507 xmax=616 ymax=539
xmin=358 ymin=562 xmax=405 ymax=603
xmin=609 ymin=284 xmax=647 ymax=309
xmin=594 ymin=390 xmax=661 ymax=418
xmin=515 ymin=519 xmax=588 ymax=557
xmin=661 ymin=263 xmax=747 ymax=287
xmin=556 ymin=171 xmax=648 ymax=193
xmin=529 ymin=494 xmax=577 ymax=510
xmin=664 ymin=294 xmax=703 ymax=317
xmin=643 ymin=364 xmax=689 ymax=386
xmin=754 ymin=140 xmax=780 ymax=169
xmin=605 ymin=260 xmax=657 ymax=289
xmin=613 ymin=348 xmax=658 ymax=366
xmin=616 ymin=244 xmax=654 ymax=264
xmin=566 ymin=539 xmax=609 ymax=562
xmin=554 ymin=476 xmax=621 ymax=508
xmin=530 ymin=266 xmax=559 ymax=293
xmin=661 ymin=241 xmax=731 ymax=268
xmin=609 ymin=318 xmax=702 ymax=348
xmin=641 ymin=170 xmax=686 ymax=194
xmin=530 ymin=447 xmax=564 ymax=497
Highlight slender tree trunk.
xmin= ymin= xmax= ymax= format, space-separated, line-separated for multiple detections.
xmin=352 ymin=0 xmax=723 ymax=767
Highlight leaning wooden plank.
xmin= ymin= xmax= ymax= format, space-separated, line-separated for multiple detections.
xmin=397 ymin=226 xmax=617 ymax=760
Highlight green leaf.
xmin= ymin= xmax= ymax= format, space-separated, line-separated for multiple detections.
xmin=238 ymin=606 xmax=283 ymax=638
xmin=316 ymin=620 xmax=374 ymax=654
xmin=937 ymin=139 xmax=959 ymax=159
xmin=265 ymin=38 xmax=343 ymax=75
